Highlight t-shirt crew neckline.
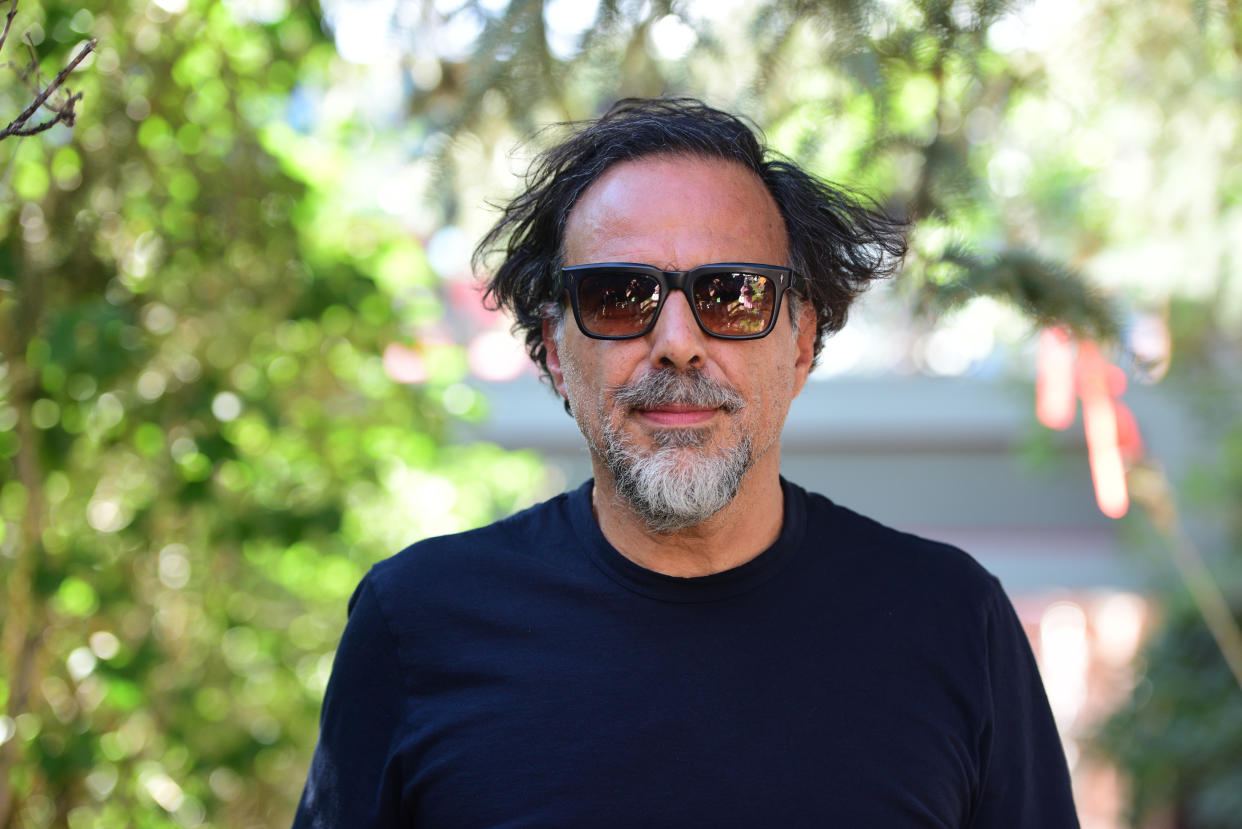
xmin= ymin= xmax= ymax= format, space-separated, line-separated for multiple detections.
xmin=567 ymin=477 xmax=809 ymax=603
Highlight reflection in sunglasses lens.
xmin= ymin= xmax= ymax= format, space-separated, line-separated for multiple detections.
xmin=581 ymin=273 xmax=660 ymax=336
xmin=695 ymin=273 xmax=772 ymax=335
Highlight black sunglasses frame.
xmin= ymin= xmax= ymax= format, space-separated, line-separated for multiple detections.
xmin=560 ymin=262 xmax=795 ymax=341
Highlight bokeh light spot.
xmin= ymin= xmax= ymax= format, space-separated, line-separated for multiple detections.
xmin=211 ymin=391 xmax=243 ymax=422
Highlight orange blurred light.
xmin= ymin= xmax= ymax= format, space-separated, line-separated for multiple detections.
xmin=1036 ymin=327 xmax=1077 ymax=430
xmin=1077 ymin=343 xmax=1129 ymax=519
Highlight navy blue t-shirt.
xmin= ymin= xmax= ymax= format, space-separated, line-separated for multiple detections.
xmin=293 ymin=480 xmax=1078 ymax=827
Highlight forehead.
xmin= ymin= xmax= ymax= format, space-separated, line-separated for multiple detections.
xmin=562 ymin=154 xmax=788 ymax=269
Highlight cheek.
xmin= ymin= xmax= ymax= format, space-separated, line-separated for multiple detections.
xmin=749 ymin=357 xmax=798 ymax=426
xmin=573 ymin=345 xmax=643 ymax=394
xmin=560 ymin=353 xmax=594 ymax=410
xmin=558 ymin=342 xmax=617 ymax=415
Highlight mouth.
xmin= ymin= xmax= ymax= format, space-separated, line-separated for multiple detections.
xmin=635 ymin=403 xmax=720 ymax=428
xmin=610 ymin=368 xmax=746 ymax=430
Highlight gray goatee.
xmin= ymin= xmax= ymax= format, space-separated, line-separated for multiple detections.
xmin=592 ymin=369 xmax=752 ymax=533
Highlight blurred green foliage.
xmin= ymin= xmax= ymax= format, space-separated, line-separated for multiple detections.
xmin=1096 ymin=589 xmax=1242 ymax=828
xmin=0 ymin=0 xmax=542 ymax=826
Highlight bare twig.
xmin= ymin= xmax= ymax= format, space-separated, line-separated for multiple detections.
xmin=1130 ymin=462 xmax=1242 ymax=694
xmin=14 ymin=34 xmax=44 ymax=94
xmin=0 ymin=37 xmax=95 ymax=139
xmin=0 ymin=1 xmax=18 ymax=57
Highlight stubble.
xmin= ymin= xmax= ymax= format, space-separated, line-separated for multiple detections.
xmin=583 ymin=368 xmax=754 ymax=533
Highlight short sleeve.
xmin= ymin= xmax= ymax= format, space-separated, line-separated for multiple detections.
xmin=969 ymin=580 xmax=1079 ymax=828
xmin=291 ymin=575 xmax=410 ymax=828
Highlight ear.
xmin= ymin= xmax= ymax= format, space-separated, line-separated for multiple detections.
xmin=543 ymin=317 xmax=570 ymax=401
xmin=791 ymin=303 xmax=817 ymax=398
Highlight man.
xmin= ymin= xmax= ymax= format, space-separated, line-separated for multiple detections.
xmin=293 ymin=98 xmax=1078 ymax=827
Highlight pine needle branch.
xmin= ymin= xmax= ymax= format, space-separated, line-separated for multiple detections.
xmin=924 ymin=244 xmax=1124 ymax=345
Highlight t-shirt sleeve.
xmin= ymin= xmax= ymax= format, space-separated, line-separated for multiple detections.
xmin=969 ymin=579 xmax=1080 ymax=828
xmin=291 ymin=575 xmax=409 ymax=828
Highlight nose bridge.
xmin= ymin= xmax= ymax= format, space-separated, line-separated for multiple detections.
xmin=659 ymin=269 xmax=695 ymax=315
xmin=649 ymin=286 xmax=707 ymax=369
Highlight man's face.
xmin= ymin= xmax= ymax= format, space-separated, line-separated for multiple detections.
xmin=545 ymin=154 xmax=816 ymax=529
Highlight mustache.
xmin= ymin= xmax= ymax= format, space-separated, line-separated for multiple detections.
xmin=609 ymin=369 xmax=746 ymax=414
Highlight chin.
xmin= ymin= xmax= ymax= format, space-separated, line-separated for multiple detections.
xmin=646 ymin=426 xmax=714 ymax=450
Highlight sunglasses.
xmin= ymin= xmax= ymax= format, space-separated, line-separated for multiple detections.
xmin=561 ymin=263 xmax=795 ymax=340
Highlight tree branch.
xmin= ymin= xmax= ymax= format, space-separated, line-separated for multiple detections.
xmin=1131 ymin=462 xmax=1242 ymax=695
xmin=0 ymin=36 xmax=95 ymax=140
xmin=0 ymin=1 xmax=17 ymax=57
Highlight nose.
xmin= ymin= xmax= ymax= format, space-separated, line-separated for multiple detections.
xmin=647 ymin=292 xmax=707 ymax=370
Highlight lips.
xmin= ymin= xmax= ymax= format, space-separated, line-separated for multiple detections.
xmin=637 ymin=404 xmax=718 ymax=427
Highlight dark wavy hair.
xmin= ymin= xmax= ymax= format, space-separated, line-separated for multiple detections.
xmin=474 ymin=97 xmax=907 ymax=385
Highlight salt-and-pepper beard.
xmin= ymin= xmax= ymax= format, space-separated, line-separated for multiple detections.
xmin=586 ymin=368 xmax=753 ymax=533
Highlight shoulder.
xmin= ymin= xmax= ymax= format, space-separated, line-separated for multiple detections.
xmin=354 ymin=484 xmax=591 ymax=632
xmin=792 ymin=481 xmax=1003 ymax=607
xmin=371 ymin=485 xmax=578 ymax=582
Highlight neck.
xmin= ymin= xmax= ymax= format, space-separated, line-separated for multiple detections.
xmin=589 ymin=453 xmax=786 ymax=578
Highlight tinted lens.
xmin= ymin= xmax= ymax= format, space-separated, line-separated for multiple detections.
xmin=577 ymin=272 xmax=661 ymax=336
xmin=692 ymin=272 xmax=775 ymax=336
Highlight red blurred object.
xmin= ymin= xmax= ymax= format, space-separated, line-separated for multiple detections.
xmin=448 ymin=280 xmax=504 ymax=327
xmin=1036 ymin=330 xmax=1141 ymax=519
xmin=1113 ymin=400 xmax=1143 ymax=464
